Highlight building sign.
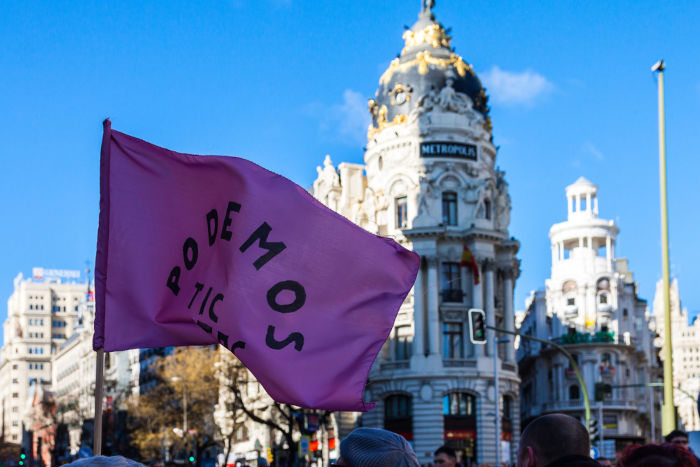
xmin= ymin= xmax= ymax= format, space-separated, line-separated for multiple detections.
xmin=32 ymin=268 xmax=81 ymax=280
xmin=420 ymin=142 xmax=477 ymax=160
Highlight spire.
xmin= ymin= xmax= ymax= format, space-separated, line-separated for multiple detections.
xmin=421 ymin=0 xmax=435 ymax=17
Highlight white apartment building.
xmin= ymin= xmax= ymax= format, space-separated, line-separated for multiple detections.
xmin=0 ymin=269 xmax=85 ymax=444
xmin=652 ymin=279 xmax=700 ymax=431
xmin=517 ymin=178 xmax=661 ymax=457
xmin=51 ymin=286 xmax=134 ymax=456
xmin=311 ymin=4 xmax=519 ymax=465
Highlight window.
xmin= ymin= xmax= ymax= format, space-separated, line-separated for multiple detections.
xmin=12 ymin=421 xmax=18 ymax=427
xmin=394 ymin=325 xmax=412 ymax=361
xmin=442 ymin=323 xmax=464 ymax=359
xmin=569 ymin=385 xmax=580 ymax=400
xmin=12 ymin=393 xmax=18 ymax=398
xmin=599 ymin=294 xmax=608 ymax=304
xmin=12 ymin=407 xmax=18 ymax=413
xmin=12 ymin=364 xmax=17 ymax=370
xmin=395 ymin=196 xmax=408 ymax=229
xmin=384 ymin=395 xmax=413 ymax=441
xmin=234 ymin=425 xmax=249 ymax=442
xmin=441 ymin=262 xmax=462 ymax=302
xmin=484 ymin=199 xmax=491 ymax=219
xmin=443 ymin=392 xmax=476 ymax=416
xmin=442 ymin=192 xmax=458 ymax=226
xmin=567 ymin=297 xmax=575 ymax=306
xmin=12 ymin=378 xmax=18 ymax=384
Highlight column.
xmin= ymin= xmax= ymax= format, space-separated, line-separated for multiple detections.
xmin=606 ymin=236 xmax=611 ymax=267
xmin=568 ymin=195 xmax=573 ymax=215
xmin=485 ymin=260 xmax=496 ymax=358
xmin=472 ymin=260 xmax=484 ymax=357
xmin=575 ymin=194 xmax=581 ymax=212
xmin=594 ymin=196 xmax=599 ymax=214
xmin=586 ymin=193 xmax=591 ymax=212
xmin=412 ymin=259 xmax=425 ymax=359
xmin=551 ymin=244 xmax=557 ymax=265
xmin=504 ymin=272 xmax=516 ymax=362
xmin=426 ymin=257 xmax=440 ymax=357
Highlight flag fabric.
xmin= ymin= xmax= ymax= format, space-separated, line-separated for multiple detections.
xmin=94 ymin=120 xmax=419 ymax=411
xmin=460 ymin=246 xmax=480 ymax=285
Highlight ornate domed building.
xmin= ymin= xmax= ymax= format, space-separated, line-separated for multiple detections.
xmin=312 ymin=3 xmax=520 ymax=465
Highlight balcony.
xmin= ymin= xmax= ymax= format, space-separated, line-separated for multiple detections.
xmin=443 ymin=359 xmax=477 ymax=368
xmin=380 ymin=361 xmax=410 ymax=371
xmin=441 ymin=289 xmax=464 ymax=303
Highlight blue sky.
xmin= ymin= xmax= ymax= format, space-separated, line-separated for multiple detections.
xmin=1 ymin=0 xmax=699 ymax=345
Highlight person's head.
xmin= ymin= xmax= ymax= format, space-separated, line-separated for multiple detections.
xmin=65 ymin=457 xmax=145 ymax=467
xmin=434 ymin=445 xmax=457 ymax=467
xmin=618 ymin=443 xmax=697 ymax=467
xmin=597 ymin=457 xmax=613 ymax=467
xmin=516 ymin=414 xmax=590 ymax=467
xmin=665 ymin=430 xmax=690 ymax=448
xmin=335 ymin=427 xmax=420 ymax=467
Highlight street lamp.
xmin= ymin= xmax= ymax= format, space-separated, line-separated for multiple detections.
xmin=494 ymin=336 xmax=510 ymax=467
xmin=171 ymin=376 xmax=188 ymax=435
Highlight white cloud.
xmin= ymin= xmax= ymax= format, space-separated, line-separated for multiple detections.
xmin=583 ymin=141 xmax=605 ymax=161
xmin=307 ymin=89 xmax=370 ymax=146
xmin=480 ymin=66 xmax=553 ymax=106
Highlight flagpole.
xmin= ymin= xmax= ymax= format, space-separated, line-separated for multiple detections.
xmin=94 ymin=348 xmax=105 ymax=455
xmin=652 ymin=59 xmax=676 ymax=435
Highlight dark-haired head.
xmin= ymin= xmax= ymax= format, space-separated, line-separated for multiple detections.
xmin=618 ymin=443 xmax=697 ymax=467
xmin=517 ymin=413 xmax=590 ymax=467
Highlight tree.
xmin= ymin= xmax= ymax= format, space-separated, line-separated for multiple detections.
xmin=127 ymin=346 xmax=229 ymax=466
xmin=218 ymin=352 xmax=335 ymax=467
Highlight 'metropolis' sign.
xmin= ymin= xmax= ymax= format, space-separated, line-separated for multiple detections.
xmin=420 ymin=142 xmax=477 ymax=160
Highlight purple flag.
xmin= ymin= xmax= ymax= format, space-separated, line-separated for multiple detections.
xmin=94 ymin=120 xmax=419 ymax=411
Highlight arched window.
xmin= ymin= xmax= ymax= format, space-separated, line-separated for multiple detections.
xmin=502 ymin=395 xmax=514 ymax=444
xmin=384 ymin=395 xmax=413 ymax=441
xmin=443 ymin=392 xmax=476 ymax=416
xmin=569 ymin=385 xmax=580 ymax=400
xmin=443 ymin=392 xmax=477 ymax=463
xmin=442 ymin=191 xmax=458 ymax=226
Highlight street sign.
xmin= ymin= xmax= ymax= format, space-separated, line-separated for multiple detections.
xmin=299 ymin=436 xmax=310 ymax=456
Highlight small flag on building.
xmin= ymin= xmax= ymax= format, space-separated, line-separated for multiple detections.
xmin=93 ymin=120 xmax=419 ymax=411
xmin=460 ymin=246 xmax=480 ymax=285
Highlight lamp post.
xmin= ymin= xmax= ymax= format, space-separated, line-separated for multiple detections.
xmin=651 ymin=59 xmax=676 ymax=435
xmin=494 ymin=336 xmax=510 ymax=467
xmin=171 ymin=376 xmax=189 ymax=463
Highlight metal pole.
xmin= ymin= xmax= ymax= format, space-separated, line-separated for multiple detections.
xmin=494 ymin=336 xmax=500 ymax=467
xmin=486 ymin=326 xmax=591 ymax=428
xmin=598 ymin=402 xmax=604 ymax=452
xmin=652 ymin=59 xmax=676 ymax=435
xmin=649 ymin=385 xmax=655 ymax=443
xmin=94 ymin=348 xmax=105 ymax=456
xmin=183 ymin=383 xmax=188 ymax=433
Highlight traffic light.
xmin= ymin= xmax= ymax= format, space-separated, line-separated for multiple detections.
xmin=188 ymin=453 xmax=195 ymax=464
xmin=468 ymin=309 xmax=487 ymax=344
xmin=594 ymin=382 xmax=612 ymax=401
xmin=19 ymin=448 xmax=26 ymax=466
xmin=589 ymin=419 xmax=599 ymax=443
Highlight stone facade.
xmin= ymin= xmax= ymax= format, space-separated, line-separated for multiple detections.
xmin=517 ymin=178 xmax=661 ymax=457
xmin=311 ymin=5 xmax=519 ymax=465
xmin=0 ymin=271 xmax=84 ymax=445
xmin=652 ymin=279 xmax=700 ymax=431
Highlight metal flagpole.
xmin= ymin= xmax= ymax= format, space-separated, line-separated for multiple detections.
xmin=94 ymin=348 xmax=105 ymax=455
xmin=652 ymin=59 xmax=676 ymax=435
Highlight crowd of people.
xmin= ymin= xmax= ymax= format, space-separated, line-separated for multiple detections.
xmin=64 ymin=415 xmax=697 ymax=467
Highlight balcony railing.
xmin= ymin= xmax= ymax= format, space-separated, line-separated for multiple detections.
xmin=441 ymin=289 xmax=464 ymax=303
